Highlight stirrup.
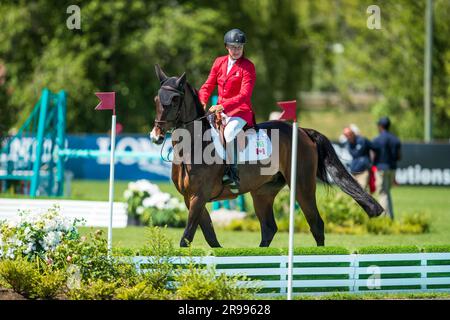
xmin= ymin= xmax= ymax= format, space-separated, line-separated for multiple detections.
xmin=229 ymin=180 xmax=240 ymax=194
xmin=223 ymin=165 xmax=239 ymax=193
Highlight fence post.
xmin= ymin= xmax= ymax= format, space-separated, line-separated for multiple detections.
xmin=420 ymin=253 xmax=427 ymax=290
xmin=280 ymin=256 xmax=288 ymax=295
xmin=350 ymin=253 xmax=358 ymax=293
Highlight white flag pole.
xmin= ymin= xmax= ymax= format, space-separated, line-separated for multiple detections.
xmin=107 ymin=114 xmax=116 ymax=255
xmin=287 ymin=120 xmax=298 ymax=300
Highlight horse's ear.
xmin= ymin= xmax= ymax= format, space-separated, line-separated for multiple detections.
xmin=176 ymin=72 xmax=186 ymax=89
xmin=155 ymin=64 xmax=168 ymax=84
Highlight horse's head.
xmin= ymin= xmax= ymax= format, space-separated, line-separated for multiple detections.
xmin=150 ymin=64 xmax=186 ymax=145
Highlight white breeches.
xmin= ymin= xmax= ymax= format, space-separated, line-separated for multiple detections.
xmin=221 ymin=113 xmax=247 ymax=143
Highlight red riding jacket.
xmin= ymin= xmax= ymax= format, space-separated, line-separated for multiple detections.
xmin=198 ymin=55 xmax=256 ymax=126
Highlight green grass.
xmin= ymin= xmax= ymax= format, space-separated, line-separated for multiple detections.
xmin=77 ymin=182 xmax=450 ymax=251
xmin=3 ymin=179 xmax=450 ymax=251
xmin=292 ymin=292 xmax=450 ymax=300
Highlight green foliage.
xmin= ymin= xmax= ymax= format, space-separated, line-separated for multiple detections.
xmin=228 ymin=189 xmax=431 ymax=235
xmin=423 ymin=245 xmax=450 ymax=253
xmin=141 ymin=208 xmax=187 ymax=228
xmin=0 ymin=256 xmax=65 ymax=299
xmin=0 ymin=205 xmax=82 ymax=261
xmin=174 ymin=263 xmax=257 ymax=300
xmin=0 ymin=257 xmax=36 ymax=298
xmin=115 ymin=281 xmax=172 ymax=300
xmin=124 ymin=180 xmax=187 ymax=228
xmin=50 ymin=229 xmax=134 ymax=283
xmin=1 ymin=1 xmax=449 ymax=138
xmin=356 ymin=246 xmax=421 ymax=254
xmin=281 ymin=247 xmax=350 ymax=255
xmin=67 ymin=279 xmax=119 ymax=300
xmin=212 ymin=247 xmax=283 ymax=257
xmin=134 ymin=227 xmax=175 ymax=291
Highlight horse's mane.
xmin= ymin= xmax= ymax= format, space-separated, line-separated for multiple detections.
xmin=185 ymin=82 xmax=205 ymax=117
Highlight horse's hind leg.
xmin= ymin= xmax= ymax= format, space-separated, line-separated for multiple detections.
xmin=296 ymin=185 xmax=325 ymax=246
xmin=283 ymin=133 xmax=325 ymax=246
xmin=250 ymin=190 xmax=279 ymax=247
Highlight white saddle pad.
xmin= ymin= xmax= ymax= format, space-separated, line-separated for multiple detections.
xmin=209 ymin=123 xmax=272 ymax=163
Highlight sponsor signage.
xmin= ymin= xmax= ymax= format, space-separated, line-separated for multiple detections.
xmin=333 ymin=142 xmax=450 ymax=186
xmin=2 ymin=134 xmax=449 ymax=185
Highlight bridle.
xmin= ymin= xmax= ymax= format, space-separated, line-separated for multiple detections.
xmin=154 ymin=84 xmax=185 ymax=132
xmin=154 ymin=81 xmax=213 ymax=162
xmin=154 ymin=82 xmax=212 ymax=132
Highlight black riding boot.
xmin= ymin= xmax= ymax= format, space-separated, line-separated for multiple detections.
xmin=222 ymin=139 xmax=240 ymax=193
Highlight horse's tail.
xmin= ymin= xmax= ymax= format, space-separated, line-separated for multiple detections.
xmin=303 ymin=128 xmax=383 ymax=217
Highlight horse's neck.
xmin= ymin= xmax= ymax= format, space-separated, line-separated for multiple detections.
xmin=172 ymin=84 xmax=210 ymax=165
xmin=182 ymin=83 xmax=209 ymax=135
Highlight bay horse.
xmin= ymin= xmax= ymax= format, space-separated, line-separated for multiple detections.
xmin=150 ymin=65 xmax=383 ymax=248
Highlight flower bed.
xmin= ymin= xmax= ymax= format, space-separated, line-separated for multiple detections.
xmin=124 ymin=180 xmax=187 ymax=227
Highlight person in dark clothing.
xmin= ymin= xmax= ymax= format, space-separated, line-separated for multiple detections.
xmin=371 ymin=117 xmax=402 ymax=219
xmin=343 ymin=126 xmax=372 ymax=190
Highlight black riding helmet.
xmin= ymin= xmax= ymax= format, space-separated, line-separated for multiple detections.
xmin=224 ymin=29 xmax=246 ymax=45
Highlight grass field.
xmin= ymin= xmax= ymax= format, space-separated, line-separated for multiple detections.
xmin=64 ymin=180 xmax=450 ymax=251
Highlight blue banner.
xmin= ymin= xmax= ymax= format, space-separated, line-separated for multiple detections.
xmin=65 ymin=134 xmax=172 ymax=181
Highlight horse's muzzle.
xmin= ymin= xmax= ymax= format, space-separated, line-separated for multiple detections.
xmin=150 ymin=127 xmax=165 ymax=145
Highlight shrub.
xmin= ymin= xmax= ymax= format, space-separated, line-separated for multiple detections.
xmin=0 ymin=257 xmax=36 ymax=298
xmin=135 ymin=227 xmax=175 ymax=291
xmin=356 ymin=245 xmax=421 ymax=254
xmin=67 ymin=279 xmax=119 ymax=300
xmin=400 ymin=211 xmax=431 ymax=233
xmin=366 ymin=217 xmax=395 ymax=234
xmin=115 ymin=281 xmax=172 ymax=300
xmin=0 ymin=205 xmax=82 ymax=260
xmin=50 ymin=229 xmax=134 ymax=283
xmin=174 ymin=262 xmax=257 ymax=300
xmin=319 ymin=193 xmax=368 ymax=227
xmin=124 ymin=180 xmax=187 ymax=227
xmin=234 ymin=188 xmax=432 ymax=235
xmin=0 ymin=256 xmax=65 ymax=299
xmin=423 ymin=245 xmax=450 ymax=253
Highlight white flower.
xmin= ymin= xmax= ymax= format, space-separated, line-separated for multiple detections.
xmin=135 ymin=180 xmax=160 ymax=195
xmin=143 ymin=192 xmax=171 ymax=209
xmin=167 ymin=198 xmax=184 ymax=210
xmin=127 ymin=182 xmax=139 ymax=192
xmin=123 ymin=190 xmax=133 ymax=199
xmin=0 ymin=206 xmax=80 ymax=259
xmin=136 ymin=206 xmax=144 ymax=215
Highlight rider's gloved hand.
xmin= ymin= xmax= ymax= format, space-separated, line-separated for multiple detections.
xmin=209 ymin=104 xmax=224 ymax=113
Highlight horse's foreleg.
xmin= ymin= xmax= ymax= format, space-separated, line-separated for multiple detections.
xmin=180 ymin=195 xmax=206 ymax=247
xmin=183 ymin=197 xmax=221 ymax=247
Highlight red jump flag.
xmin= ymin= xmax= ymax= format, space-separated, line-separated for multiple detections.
xmin=95 ymin=92 xmax=116 ymax=114
xmin=277 ymin=100 xmax=297 ymax=122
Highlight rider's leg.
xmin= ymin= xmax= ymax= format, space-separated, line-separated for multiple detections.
xmin=223 ymin=117 xmax=246 ymax=192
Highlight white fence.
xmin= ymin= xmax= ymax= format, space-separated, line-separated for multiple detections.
xmin=0 ymin=198 xmax=128 ymax=227
xmin=132 ymin=253 xmax=450 ymax=296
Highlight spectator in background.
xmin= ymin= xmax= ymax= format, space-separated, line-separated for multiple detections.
xmin=342 ymin=126 xmax=372 ymax=190
xmin=371 ymin=117 xmax=402 ymax=219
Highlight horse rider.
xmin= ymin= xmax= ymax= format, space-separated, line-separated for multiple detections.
xmin=198 ymin=28 xmax=257 ymax=193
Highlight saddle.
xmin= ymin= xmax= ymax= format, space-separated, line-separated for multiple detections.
xmin=207 ymin=112 xmax=271 ymax=163
xmin=211 ymin=113 xmax=257 ymax=150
